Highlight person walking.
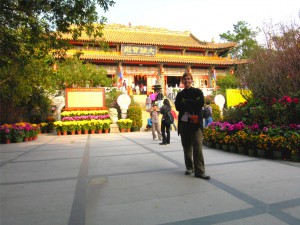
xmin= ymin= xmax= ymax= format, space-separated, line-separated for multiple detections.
xmin=145 ymin=94 xmax=152 ymax=111
xmin=175 ymin=72 xmax=210 ymax=180
xmin=150 ymin=104 xmax=162 ymax=141
xmin=131 ymin=82 xmax=135 ymax=94
xmin=156 ymin=90 xmax=164 ymax=108
xmin=135 ymin=84 xmax=140 ymax=95
xmin=204 ymin=101 xmax=213 ymax=127
xmin=150 ymin=91 xmax=157 ymax=105
xmin=122 ymin=80 xmax=127 ymax=93
xmin=159 ymin=99 xmax=172 ymax=145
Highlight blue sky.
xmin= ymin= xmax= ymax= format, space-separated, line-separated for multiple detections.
xmin=98 ymin=0 xmax=299 ymax=43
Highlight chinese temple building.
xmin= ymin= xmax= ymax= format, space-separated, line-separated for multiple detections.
xmin=61 ymin=24 xmax=247 ymax=93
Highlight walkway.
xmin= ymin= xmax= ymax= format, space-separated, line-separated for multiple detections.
xmin=1 ymin=132 xmax=300 ymax=225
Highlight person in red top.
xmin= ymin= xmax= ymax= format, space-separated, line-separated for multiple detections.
xmin=150 ymin=91 xmax=157 ymax=105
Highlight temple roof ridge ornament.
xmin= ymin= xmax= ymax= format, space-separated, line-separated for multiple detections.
xmin=105 ymin=23 xmax=191 ymax=35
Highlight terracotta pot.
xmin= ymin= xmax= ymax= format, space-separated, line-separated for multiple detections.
xmin=84 ymin=130 xmax=89 ymax=134
xmin=5 ymin=139 xmax=11 ymax=144
xmin=29 ymin=137 xmax=33 ymax=141
xmin=127 ymin=128 xmax=131 ymax=132
xmin=63 ymin=131 xmax=68 ymax=135
xmin=77 ymin=130 xmax=82 ymax=135
xmin=121 ymin=128 xmax=125 ymax=133
xmin=104 ymin=129 xmax=109 ymax=134
xmin=98 ymin=130 xmax=102 ymax=134
xmin=24 ymin=137 xmax=29 ymax=142
xmin=91 ymin=130 xmax=95 ymax=134
xmin=57 ymin=131 xmax=61 ymax=136
xmin=71 ymin=131 xmax=75 ymax=135
xmin=33 ymin=136 xmax=37 ymax=140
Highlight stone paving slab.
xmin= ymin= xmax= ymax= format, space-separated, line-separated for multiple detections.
xmin=1 ymin=132 xmax=300 ymax=225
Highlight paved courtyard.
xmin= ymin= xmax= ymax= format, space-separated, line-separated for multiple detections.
xmin=0 ymin=132 xmax=300 ymax=225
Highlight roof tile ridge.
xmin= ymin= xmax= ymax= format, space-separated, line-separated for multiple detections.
xmin=105 ymin=23 xmax=190 ymax=36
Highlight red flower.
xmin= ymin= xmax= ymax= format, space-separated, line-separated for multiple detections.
xmin=271 ymin=98 xmax=277 ymax=104
xmin=293 ymin=98 xmax=299 ymax=104
xmin=284 ymin=96 xmax=292 ymax=103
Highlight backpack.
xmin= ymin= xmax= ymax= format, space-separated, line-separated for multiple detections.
xmin=203 ymin=107 xmax=210 ymax=119
xmin=164 ymin=110 xmax=174 ymax=125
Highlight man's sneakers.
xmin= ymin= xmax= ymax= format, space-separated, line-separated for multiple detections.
xmin=195 ymin=174 xmax=210 ymax=180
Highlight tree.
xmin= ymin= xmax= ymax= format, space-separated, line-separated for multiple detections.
xmin=219 ymin=21 xmax=259 ymax=59
xmin=55 ymin=58 xmax=112 ymax=89
xmin=0 ymin=0 xmax=115 ymax=68
xmin=215 ymin=74 xmax=239 ymax=96
xmin=236 ymin=20 xmax=300 ymax=100
xmin=0 ymin=0 xmax=115 ymax=123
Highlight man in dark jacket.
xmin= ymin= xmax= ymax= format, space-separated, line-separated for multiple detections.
xmin=175 ymin=72 xmax=210 ymax=180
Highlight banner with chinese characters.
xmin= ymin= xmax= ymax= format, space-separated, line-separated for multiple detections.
xmin=65 ymin=88 xmax=105 ymax=110
xmin=121 ymin=44 xmax=156 ymax=56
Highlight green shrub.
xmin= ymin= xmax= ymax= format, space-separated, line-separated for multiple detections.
xmin=127 ymin=103 xmax=142 ymax=129
xmin=211 ymin=103 xmax=221 ymax=122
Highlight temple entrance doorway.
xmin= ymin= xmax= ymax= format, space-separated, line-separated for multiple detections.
xmin=133 ymin=75 xmax=147 ymax=94
xmin=166 ymin=76 xmax=181 ymax=88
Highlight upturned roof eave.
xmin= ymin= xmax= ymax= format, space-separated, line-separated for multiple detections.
xmin=61 ymin=36 xmax=236 ymax=50
xmin=63 ymin=52 xmax=247 ymax=66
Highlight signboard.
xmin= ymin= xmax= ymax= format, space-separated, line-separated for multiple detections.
xmin=226 ymin=89 xmax=252 ymax=108
xmin=65 ymin=88 xmax=105 ymax=109
xmin=121 ymin=44 xmax=156 ymax=56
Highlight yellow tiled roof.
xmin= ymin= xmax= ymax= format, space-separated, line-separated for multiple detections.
xmin=66 ymin=50 xmax=247 ymax=66
xmin=61 ymin=24 xmax=236 ymax=50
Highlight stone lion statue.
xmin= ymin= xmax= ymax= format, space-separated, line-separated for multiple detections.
xmin=109 ymin=108 xmax=118 ymax=124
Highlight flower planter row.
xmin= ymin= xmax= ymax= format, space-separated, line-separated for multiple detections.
xmin=57 ymin=129 xmax=110 ymax=135
xmin=204 ymin=141 xmax=300 ymax=162
xmin=54 ymin=119 xmax=112 ymax=134
xmin=57 ymin=128 xmax=133 ymax=135
xmin=3 ymin=136 xmax=38 ymax=144
xmin=204 ymin=122 xmax=299 ymax=160
xmin=1 ymin=122 xmax=41 ymax=144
